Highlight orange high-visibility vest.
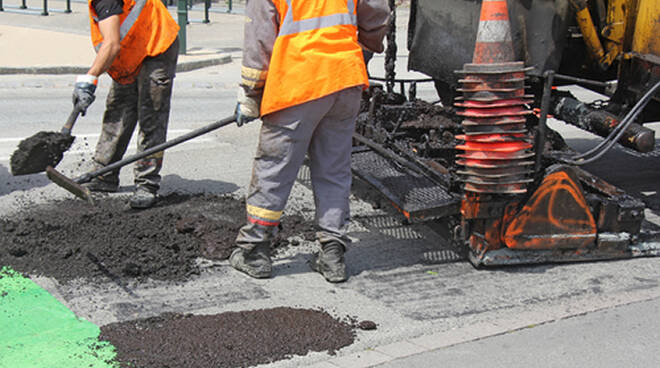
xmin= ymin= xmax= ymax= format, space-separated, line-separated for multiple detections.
xmin=88 ymin=0 xmax=179 ymax=84
xmin=261 ymin=0 xmax=368 ymax=116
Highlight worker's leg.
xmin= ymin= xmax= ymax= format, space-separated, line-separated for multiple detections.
xmin=128 ymin=38 xmax=179 ymax=208
xmin=232 ymin=95 xmax=334 ymax=278
xmin=88 ymin=79 xmax=139 ymax=191
xmin=134 ymin=37 xmax=179 ymax=194
xmin=308 ymin=86 xmax=361 ymax=242
xmin=307 ymin=86 xmax=362 ymax=282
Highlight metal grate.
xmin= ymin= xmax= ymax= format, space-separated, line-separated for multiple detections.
xmin=351 ymin=149 xmax=460 ymax=221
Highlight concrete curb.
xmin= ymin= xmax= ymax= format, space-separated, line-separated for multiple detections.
xmin=176 ymin=55 xmax=233 ymax=73
xmin=0 ymin=66 xmax=90 ymax=75
xmin=0 ymin=55 xmax=232 ymax=75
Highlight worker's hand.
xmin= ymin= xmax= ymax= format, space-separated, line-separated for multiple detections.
xmin=235 ymin=103 xmax=259 ymax=126
xmin=72 ymin=75 xmax=98 ymax=116
xmin=235 ymin=88 xmax=260 ymax=126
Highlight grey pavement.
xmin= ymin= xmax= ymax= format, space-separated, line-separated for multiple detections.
xmin=376 ymin=297 xmax=660 ymax=368
xmin=1 ymin=3 xmax=660 ymax=368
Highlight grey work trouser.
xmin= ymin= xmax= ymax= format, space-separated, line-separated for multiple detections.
xmin=236 ymin=86 xmax=363 ymax=251
xmin=93 ymin=37 xmax=179 ymax=192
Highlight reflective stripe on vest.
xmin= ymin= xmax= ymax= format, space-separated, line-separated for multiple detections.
xmin=93 ymin=0 xmax=147 ymax=52
xmin=278 ymin=0 xmax=357 ymax=36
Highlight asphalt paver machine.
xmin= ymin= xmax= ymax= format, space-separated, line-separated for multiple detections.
xmin=351 ymin=0 xmax=660 ymax=266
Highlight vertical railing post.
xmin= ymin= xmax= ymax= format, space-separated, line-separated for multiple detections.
xmin=20 ymin=0 xmax=27 ymax=9
xmin=177 ymin=0 xmax=187 ymax=54
xmin=203 ymin=0 xmax=209 ymax=23
xmin=227 ymin=0 xmax=232 ymax=13
xmin=0 ymin=0 xmax=4 ymax=12
xmin=42 ymin=0 xmax=49 ymax=15
xmin=65 ymin=0 xmax=71 ymax=13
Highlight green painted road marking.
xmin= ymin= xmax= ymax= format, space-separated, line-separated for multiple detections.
xmin=0 ymin=267 xmax=118 ymax=368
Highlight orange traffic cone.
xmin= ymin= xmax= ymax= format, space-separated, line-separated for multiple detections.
xmin=472 ymin=0 xmax=515 ymax=64
xmin=457 ymin=0 xmax=534 ymax=262
xmin=455 ymin=0 xmax=533 ymax=195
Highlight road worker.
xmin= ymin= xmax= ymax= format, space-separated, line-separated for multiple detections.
xmin=72 ymin=0 xmax=180 ymax=209
xmin=231 ymin=0 xmax=389 ymax=282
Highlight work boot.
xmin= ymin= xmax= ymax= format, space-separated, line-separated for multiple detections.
xmin=310 ymin=241 xmax=347 ymax=283
xmin=229 ymin=243 xmax=272 ymax=279
xmin=83 ymin=177 xmax=119 ymax=193
xmin=129 ymin=187 xmax=158 ymax=209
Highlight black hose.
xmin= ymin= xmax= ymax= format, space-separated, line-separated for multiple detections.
xmin=572 ymin=81 xmax=658 ymax=159
xmin=560 ymin=80 xmax=660 ymax=165
xmin=368 ymin=75 xmax=434 ymax=83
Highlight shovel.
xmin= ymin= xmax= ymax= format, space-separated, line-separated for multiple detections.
xmin=10 ymin=108 xmax=82 ymax=176
xmin=47 ymin=114 xmax=238 ymax=204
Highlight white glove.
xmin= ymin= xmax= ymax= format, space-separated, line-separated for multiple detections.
xmin=72 ymin=74 xmax=98 ymax=116
xmin=235 ymin=88 xmax=260 ymax=126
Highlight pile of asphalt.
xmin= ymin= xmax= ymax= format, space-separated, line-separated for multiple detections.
xmin=0 ymin=194 xmax=316 ymax=282
xmin=0 ymin=194 xmax=378 ymax=367
xmin=10 ymin=131 xmax=75 ymax=175
xmin=100 ymin=307 xmax=356 ymax=368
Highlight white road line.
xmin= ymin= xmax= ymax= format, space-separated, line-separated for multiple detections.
xmin=0 ymin=129 xmax=213 ymax=142
xmin=646 ymin=210 xmax=660 ymax=226
xmin=0 ymin=129 xmax=215 ymax=161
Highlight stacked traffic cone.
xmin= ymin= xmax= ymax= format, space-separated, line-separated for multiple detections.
xmin=454 ymin=0 xmax=534 ymax=194
xmin=471 ymin=0 xmax=515 ymax=64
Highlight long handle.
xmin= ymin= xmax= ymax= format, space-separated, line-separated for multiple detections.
xmin=61 ymin=108 xmax=82 ymax=136
xmin=74 ymin=115 xmax=238 ymax=184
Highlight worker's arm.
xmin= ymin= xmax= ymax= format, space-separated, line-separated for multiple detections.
xmin=87 ymin=15 xmax=121 ymax=77
xmin=235 ymin=0 xmax=279 ymax=125
xmin=73 ymin=14 xmax=121 ymax=115
xmin=357 ymin=0 xmax=390 ymax=53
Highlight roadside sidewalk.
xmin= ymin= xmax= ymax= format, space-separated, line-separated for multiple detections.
xmin=0 ymin=0 xmax=243 ymax=74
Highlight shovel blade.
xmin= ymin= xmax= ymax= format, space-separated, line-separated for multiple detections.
xmin=46 ymin=166 xmax=94 ymax=205
xmin=10 ymin=132 xmax=75 ymax=175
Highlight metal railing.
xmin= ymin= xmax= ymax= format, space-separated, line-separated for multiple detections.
xmin=174 ymin=0 xmax=244 ymax=54
xmin=0 ymin=0 xmax=243 ymax=56
xmin=0 ymin=0 xmax=72 ymax=15
xmin=0 ymin=0 xmax=236 ymax=17
xmin=177 ymin=0 xmax=188 ymax=54
xmin=187 ymin=0 xmax=211 ymax=24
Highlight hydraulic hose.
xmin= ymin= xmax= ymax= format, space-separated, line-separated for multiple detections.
xmin=560 ymin=80 xmax=660 ymax=165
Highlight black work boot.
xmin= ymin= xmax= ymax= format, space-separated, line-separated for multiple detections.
xmin=229 ymin=243 xmax=272 ymax=279
xmin=310 ymin=241 xmax=347 ymax=283
xmin=83 ymin=177 xmax=119 ymax=193
xmin=129 ymin=186 xmax=158 ymax=209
